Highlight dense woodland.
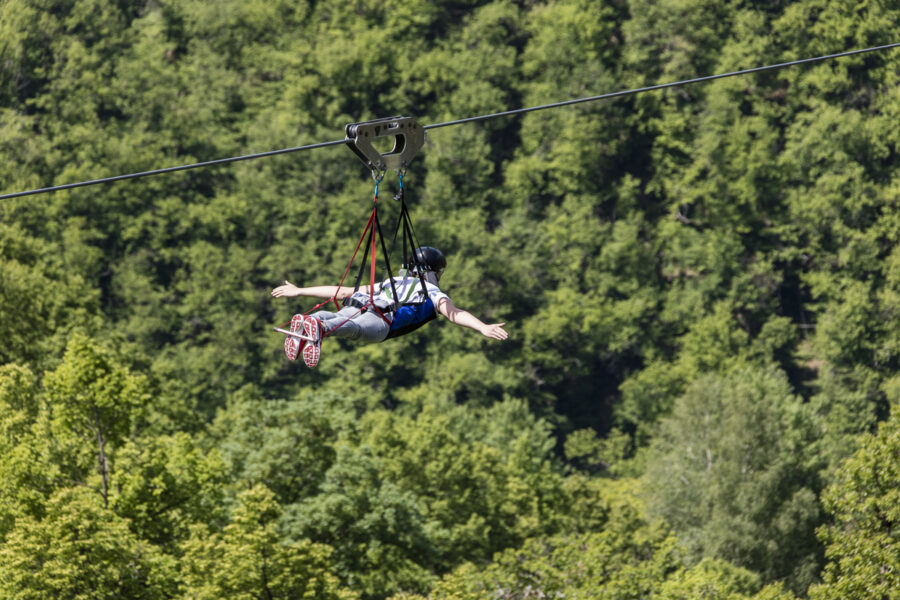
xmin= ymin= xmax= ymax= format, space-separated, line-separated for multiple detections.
xmin=2 ymin=0 xmax=900 ymax=598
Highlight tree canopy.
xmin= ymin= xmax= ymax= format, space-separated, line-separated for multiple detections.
xmin=2 ymin=0 xmax=900 ymax=597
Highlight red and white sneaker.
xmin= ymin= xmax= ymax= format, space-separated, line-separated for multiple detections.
xmin=302 ymin=317 xmax=323 ymax=368
xmin=284 ymin=314 xmax=306 ymax=361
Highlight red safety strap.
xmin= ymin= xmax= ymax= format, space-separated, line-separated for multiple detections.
xmin=281 ymin=208 xmax=376 ymax=332
xmin=332 ymin=207 xmax=377 ymax=311
xmin=327 ymin=210 xmax=391 ymax=330
xmin=284 ymin=193 xmax=394 ymax=336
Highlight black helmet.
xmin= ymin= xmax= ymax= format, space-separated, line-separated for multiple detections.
xmin=412 ymin=246 xmax=446 ymax=274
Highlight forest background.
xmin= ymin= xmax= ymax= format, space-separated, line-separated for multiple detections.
xmin=2 ymin=0 xmax=900 ymax=598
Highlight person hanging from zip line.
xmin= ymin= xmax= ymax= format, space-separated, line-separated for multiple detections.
xmin=271 ymin=246 xmax=508 ymax=367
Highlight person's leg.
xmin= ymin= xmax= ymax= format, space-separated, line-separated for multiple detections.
xmin=311 ymin=310 xmax=345 ymax=329
xmin=311 ymin=307 xmax=389 ymax=343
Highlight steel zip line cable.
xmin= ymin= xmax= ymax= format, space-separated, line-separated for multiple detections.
xmin=423 ymin=41 xmax=900 ymax=129
xmin=2 ymin=41 xmax=899 ymax=201
xmin=0 ymin=139 xmax=347 ymax=200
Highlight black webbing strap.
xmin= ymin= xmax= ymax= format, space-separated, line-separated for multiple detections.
xmin=351 ymin=218 xmax=374 ymax=293
xmin=408 ymin=212 xmax=431 ymax=301
xmin=374 ymin=208 xmax=400 ymax=310
xmin=396 ymin=197 xmax=431 ymax=300
xmin=394 ymin=184 xmax=410 ymax=270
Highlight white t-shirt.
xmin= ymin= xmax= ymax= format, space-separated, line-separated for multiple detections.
xmin=349 ymin=271 xmax=448 ymax=314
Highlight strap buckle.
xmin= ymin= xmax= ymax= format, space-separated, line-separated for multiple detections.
xmin=343 ymin=295 xmax=397 ymax=315
xmin=345 ymin=116 xmax=425 ymax=176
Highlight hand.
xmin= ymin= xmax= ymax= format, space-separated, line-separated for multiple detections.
xmin=271 ymin=280 xmax=302 ymax=298
xmin=480 ymin=323 xmax=508 ymax=341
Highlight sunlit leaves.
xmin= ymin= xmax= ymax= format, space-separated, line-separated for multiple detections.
xmin=810 ymin=405 xmax=900 ymax=600
xmin=0 ymin=487 xmax=177 ymax=600
xmin=181 ymin=484 xmax=355 ymax=600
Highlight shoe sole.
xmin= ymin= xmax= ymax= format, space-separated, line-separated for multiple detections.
xmin=302 ymin=318 xmax=321 ymax=367
xmin=284 ymin=315 xmax=306 ymax=361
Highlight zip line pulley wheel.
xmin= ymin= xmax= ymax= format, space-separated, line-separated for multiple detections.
xmin=345 ymin=116 xmax=425 ymax=181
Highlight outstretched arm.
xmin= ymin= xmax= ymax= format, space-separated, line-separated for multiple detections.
xmin=271 ymin=281 xmax=364 ymax=300
xmin=436 ymin=297 xmax=508 ymax=341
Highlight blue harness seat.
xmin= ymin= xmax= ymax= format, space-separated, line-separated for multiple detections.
xmin=386 ymin=298 xmax=437 ymax=339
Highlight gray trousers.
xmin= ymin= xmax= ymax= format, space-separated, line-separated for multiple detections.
xmin=311 ymin=307 xmax=390 ymax=343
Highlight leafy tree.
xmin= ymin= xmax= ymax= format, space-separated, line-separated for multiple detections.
xmin=563 ymin=426 xmax=632 ymax=477
xmin=810 ymin=404 xmax=900 ymax=600
xmin=658 ymin=559 xmax=796 ymax=600
xmin=395 ymin=486 xmax=797 ymax=600
xmin=209 ymin=386 xmax=351 ymax=505
xmin=181 ymin=484 xmax=356 ymax=600
xmin=0 ymin=486 xmax=177 ymax=600
xmin=0 ymin=363 xmax=46 ymax=537
xmin=43 ymin=332 xmax=150 ymax=507
xmin=0 ymin=335 xmax=152 ymax=539
xmin=112 ymin=432 xmax=228 ymax=549
xmin=359 ymin=399 xmax=568 ymax=567
xmin=284 ymin=442 xmax=437 ymax=599
xmin=1 ymin=334 xmax=225 ymax=552
xmin=0 ymin=223 xmax=98 ymax=368
xmin=644 ymin=366 xmax=823 ymax=593
xmin=276 ymin=398 xmax=568 ymax=598
xmin=405 ymin=478 xmax=678 ymax=600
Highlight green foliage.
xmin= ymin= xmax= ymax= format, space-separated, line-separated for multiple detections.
xmin=45 ymin=332 xmax=149 ymax=442
xmin=274 ymin=398 xmax=567 ymax=598
xmin=113 ymin=432 xmax=227 ymax=549
xmin=43 ymin=332 xmax=151 ymax=506
xmin=810 ymin=404 xmax=900 ymax=600
xmin=0 ymin=363 xmax=45 ymax=537
xmin=358 ymin=400 xmax=568 ymax=564
xmin=0 ymin=335 xmax=153 ymax=538
xmin=209 ymin=386 xmax=352 ymax=504
xmin=662 ymin=559 xmax=760 ymax=600
xmin=658 ymin=559 xmax=787 ymax=600
xmin=402 ymin=480 xmax=792 ymax=600
xmin=0 ymin=223 xmax=98 ymax=368
xmin=181 ymin=484 xmax=355 ymax=600
xmin=3 ymin=0 xmax=900 ymax=597
xmin=410 ymin=486 xmax=799 ymax=600
xmin=286 ymin=442 xmax=435 ymax=598
xmin=417 ymin=479 xmax=680 ymax=600
xmin=0 ymin=487 xmax=177 ymax=600
xmin=644 ymin=367 xmax=823 ymax=593
xmin=564 ymin=426 xmax=632 ymax=476
xmin=0 ymin=335 xmax=227 ymax=561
